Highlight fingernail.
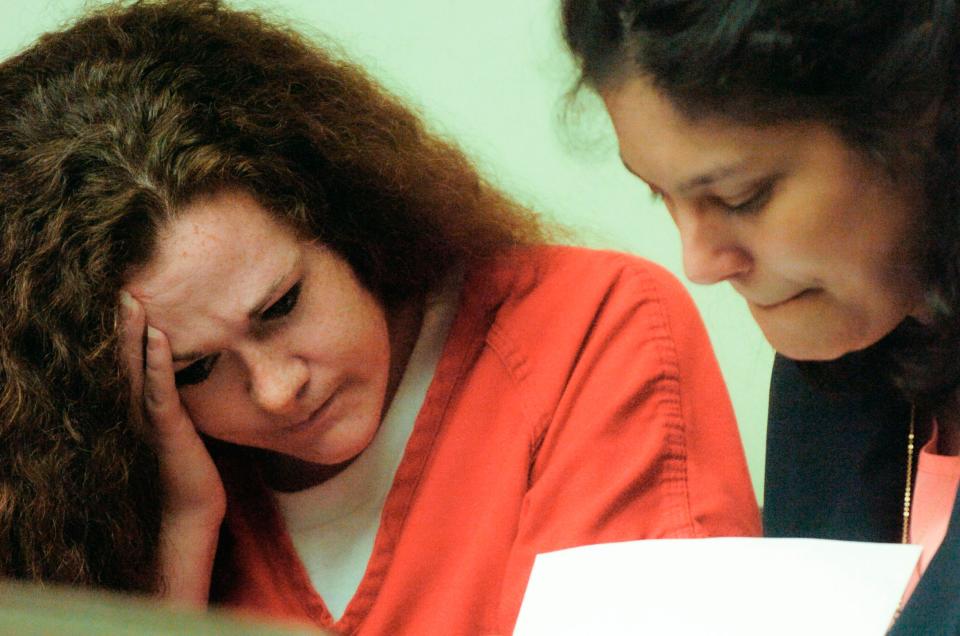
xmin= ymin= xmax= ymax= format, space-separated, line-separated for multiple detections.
xmin=146 ymin=326 xmax=161 ymax=341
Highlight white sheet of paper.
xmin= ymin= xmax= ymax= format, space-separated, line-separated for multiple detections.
xmin=514 ymin=538 xmax=922 ymax=636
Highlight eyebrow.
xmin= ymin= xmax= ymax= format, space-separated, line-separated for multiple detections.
xmin=170 ymin=256 xmax=301 ymax=364
xmin=247 ymin=270 xmax=291 ymax=320
xmin=619 ymin=156 xmax=751 ymax=195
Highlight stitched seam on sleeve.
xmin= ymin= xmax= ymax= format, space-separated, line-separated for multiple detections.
xmin=624 ymin=264 xmax=695 ymax=536
xmin=483 ymin=322 xmax=547 ymax=475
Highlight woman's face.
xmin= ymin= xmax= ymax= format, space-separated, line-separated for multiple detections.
xmin=603 ymin=77 xmax=928 ymax=360
xmin=125 ymin=190 xmax=391 ymax=465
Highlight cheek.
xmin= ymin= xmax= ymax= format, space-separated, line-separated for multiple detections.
xmin=325 ymin=288 xmax=392 ymax=370
xmin=341 ymin=306 xmax=392 ymax=378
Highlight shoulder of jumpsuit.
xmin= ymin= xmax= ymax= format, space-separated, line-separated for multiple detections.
xmin=459 ymin=244 xmax=701 ymax=348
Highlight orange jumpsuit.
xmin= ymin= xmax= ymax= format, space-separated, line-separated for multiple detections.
xmin=213 ymin=246 xmax=761 ymax=634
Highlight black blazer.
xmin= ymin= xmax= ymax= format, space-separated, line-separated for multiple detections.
xmin=765 ymin=354 xmax=960 ymax=635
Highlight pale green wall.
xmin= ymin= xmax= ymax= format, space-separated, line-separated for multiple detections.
xmin=0 ymin=0 xmax=773 ymax=499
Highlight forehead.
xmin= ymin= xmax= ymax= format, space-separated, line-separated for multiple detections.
xmin=125 ymin=190 xmax=299 ymax=331
xmin=602 ymin=76 xmax=814 ymax=186
xmin=140 ymin=191 xmax=292 ymax=277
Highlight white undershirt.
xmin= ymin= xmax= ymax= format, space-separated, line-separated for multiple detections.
xmin=272 ymin=275 xmax=460 ymax=620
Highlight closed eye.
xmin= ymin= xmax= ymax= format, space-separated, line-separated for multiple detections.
xmin=175 ymin=353 xmax=220 ymax=387
xmin=261 ymin=281 xmax=301 ymax=321
xmin=717 ymin=179 xmax=776 ymax=215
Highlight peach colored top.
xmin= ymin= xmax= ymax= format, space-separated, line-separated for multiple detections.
xmin=903 ymin=424 xmax=960 ymax=602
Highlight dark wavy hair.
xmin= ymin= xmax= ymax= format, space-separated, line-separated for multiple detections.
xmin=562 ymin=0 xmax=960 ymax=401
xmin=0 ymin=0 xmax=545 ymax=592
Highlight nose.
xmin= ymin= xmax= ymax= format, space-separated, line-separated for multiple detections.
xmin=245 ymin=347 xmax=309 ymax=415
xmin=674 ymin=208 xmax=752 ymax=285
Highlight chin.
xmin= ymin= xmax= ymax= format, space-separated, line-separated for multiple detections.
xmin=310 ymin=419 xmax=380 ymax=465
xmin=296 ymin=441 xmax=367 ymax=467
xmin=757 ymin=323 xmax=863 ymax=362
xmin=750 ymin=298 xmax=902 ymax=361
xmin=762 ymin=322 xmax=895 ymax=362
xmin=773 ymin=342 xmax=851 ymax=362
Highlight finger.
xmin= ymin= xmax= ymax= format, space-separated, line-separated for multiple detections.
xmin=119 ymin=291 xmax=146 ymax=400
xmin=144 ymin=326 xmax=186 ymax=430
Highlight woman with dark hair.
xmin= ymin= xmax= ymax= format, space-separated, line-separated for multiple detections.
xmin=562 ymin=0 xmax=960 ymax=631
xmin=0 ymin=0 xmax=760 ymax=632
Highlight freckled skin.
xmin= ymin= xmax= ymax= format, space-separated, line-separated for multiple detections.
xmin=126 ymin=190 xmax=395 ymax=465
xmin=603 ymin=77 xmax=927 ymax=360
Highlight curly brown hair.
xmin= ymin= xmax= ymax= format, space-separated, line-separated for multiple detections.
xmin=0 ymin=0 xmax=545 ymax=593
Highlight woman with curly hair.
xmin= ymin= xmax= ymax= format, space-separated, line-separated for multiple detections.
xmin=563 ymin=0 xmax=960 ymax=631
xmin=0 ymin=0 xmax=760 ymax=632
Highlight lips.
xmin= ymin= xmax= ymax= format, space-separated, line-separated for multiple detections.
xmin=749 ymin=288 xmax=816 ymax=310
xmin=282 ymin=389 xmax=337 ymax=434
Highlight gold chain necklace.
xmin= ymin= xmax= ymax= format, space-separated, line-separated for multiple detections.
xmin=901 ymin=403 xmax=917 ymax=544
xmin=893 ymin=404 xmax=918 ymax=627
